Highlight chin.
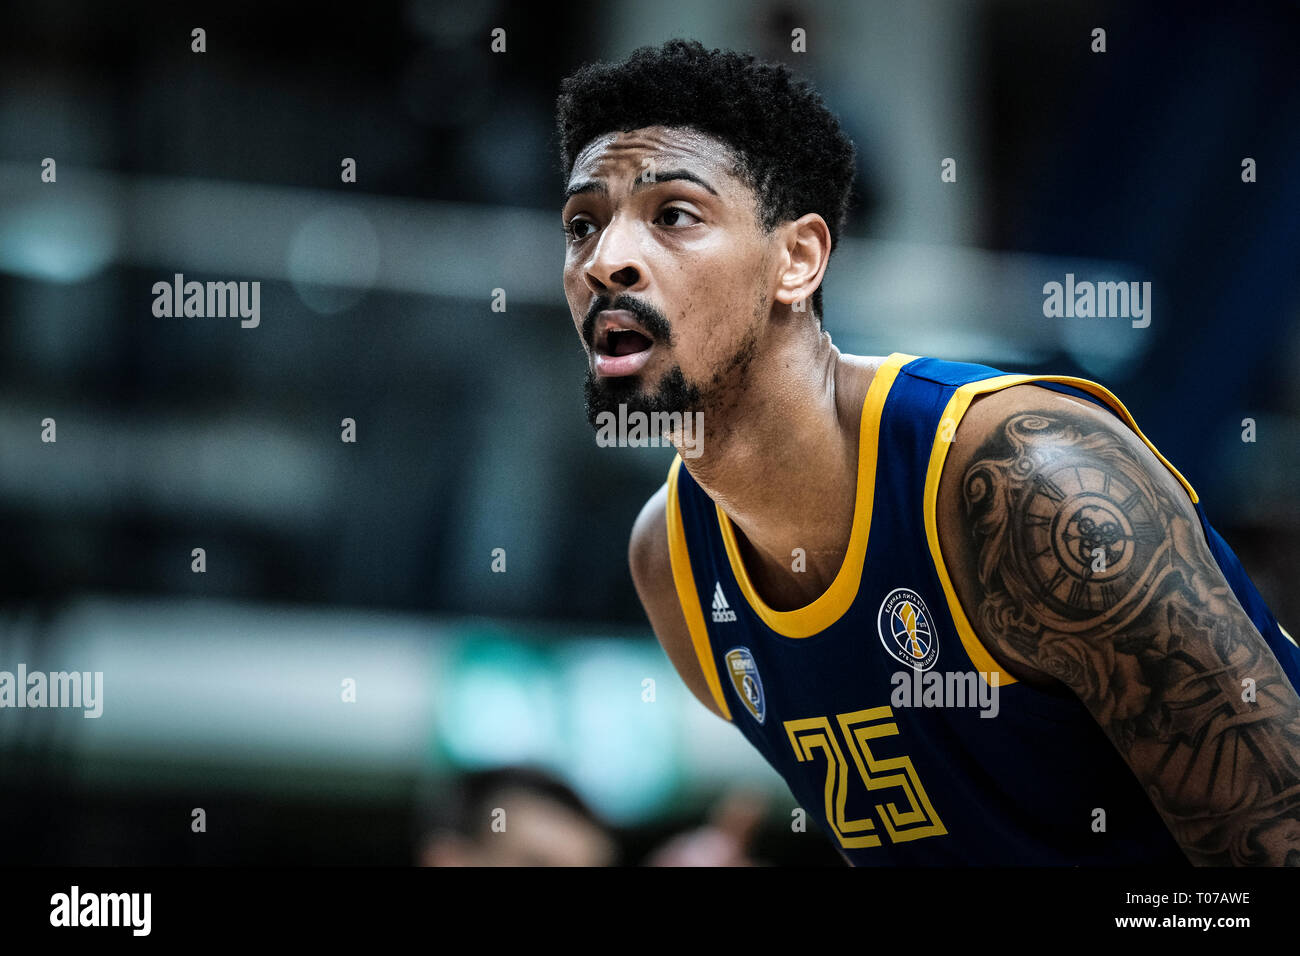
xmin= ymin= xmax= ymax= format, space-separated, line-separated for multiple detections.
xmin=582 ymin=366 xmax=701 ymax=431
xmin=583 ymin=372 xmax=646 ymax=429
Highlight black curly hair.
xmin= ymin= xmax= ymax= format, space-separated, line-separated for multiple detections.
xmin=556 ymin=38 xmax=857 ymax=324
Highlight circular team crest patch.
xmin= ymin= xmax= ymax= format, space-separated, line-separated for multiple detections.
xmin=877 ymin=588 xmax=939 ymax=671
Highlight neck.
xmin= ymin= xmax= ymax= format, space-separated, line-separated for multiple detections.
xmin=674 ymin=323 xmax=876 ymax=610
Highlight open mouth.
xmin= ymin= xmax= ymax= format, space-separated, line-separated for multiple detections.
xmin=600 ymin=328 xmax=654 ymax=357
xmin=593 ymin=311 xmax=657 ymax=377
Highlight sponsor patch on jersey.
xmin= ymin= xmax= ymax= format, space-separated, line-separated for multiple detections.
xmin=877 ymin=587 xmax=939 ymax=671
xmin=724 ymin=647 xmax=765 ymax=724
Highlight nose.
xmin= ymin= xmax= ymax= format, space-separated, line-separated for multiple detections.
xmin=583 ymin=215 xmax=645 ymax=296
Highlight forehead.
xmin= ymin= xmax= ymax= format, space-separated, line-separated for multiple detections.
xmin=567 ymin=125 xmax=743 ymax=189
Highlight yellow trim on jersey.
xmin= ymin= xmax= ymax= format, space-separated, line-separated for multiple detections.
xmin=666 ymin=455 xmax=733 ymax=721
xmin=1279 ymin=622 xmax=1298 ymax=649
xmin=713 ymin=352 xmax=919 ymax=638
xmin=922 ymin=371 xmax=1202 ymax=688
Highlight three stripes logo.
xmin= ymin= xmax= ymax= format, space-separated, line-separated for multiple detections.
xmin=711 ymin=582 xmax=737 ymax=623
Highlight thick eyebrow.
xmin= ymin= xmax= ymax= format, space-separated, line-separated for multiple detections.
xmin=563 ymin=179 xmax=606 ymax=203
xmin=562 ymin=169 xmax=719 ymax=204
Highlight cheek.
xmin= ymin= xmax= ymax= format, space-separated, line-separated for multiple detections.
xmin=687 ymin=242 xmax=768 ymax=318
xmin=662 ymin=260 xmax=733 ymax=346
xmin=564 ymin=270 xmax=587 ymax=333
xmin=666 ymin=316 xmax=728 ymax=382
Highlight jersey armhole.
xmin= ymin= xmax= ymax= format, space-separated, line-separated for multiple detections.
xmin=666 ymin=456 xmax=733 ymax=721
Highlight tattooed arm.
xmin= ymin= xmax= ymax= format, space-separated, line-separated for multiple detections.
xmin=937 ymin=386 xmax=1300 ymax=866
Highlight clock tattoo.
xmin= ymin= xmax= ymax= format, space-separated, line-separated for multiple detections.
xmin=954 ymin=406 xmax=1300 ymax=865
xmin=968 ymin=412 xmax=1173 ymax=635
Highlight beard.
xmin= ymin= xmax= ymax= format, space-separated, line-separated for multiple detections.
xmin=582 ymin=322 xmax=760 ymax=440
xmin=583 ymin=364 xmax=702 ymax=435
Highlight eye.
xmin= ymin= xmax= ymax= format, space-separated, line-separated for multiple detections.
xmin=565 ymin=216 xmax=597 ymax=241
xmin=655 ymin=206 xmax=701 ymax=228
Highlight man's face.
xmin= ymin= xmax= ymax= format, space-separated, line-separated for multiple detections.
xmin=561 ymin=126 xmax=774 ymax=431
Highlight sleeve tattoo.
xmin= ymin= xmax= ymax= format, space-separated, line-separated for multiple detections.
xmin=959 ymin=407 xmax=1300 ymax=865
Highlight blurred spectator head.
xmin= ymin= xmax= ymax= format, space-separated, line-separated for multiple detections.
xmin=644 ymin=787 xmax=770 ymax=866
xmin=417 ymin=765 xmax=618 ymax=867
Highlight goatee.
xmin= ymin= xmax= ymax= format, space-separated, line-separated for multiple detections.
xmin=583 ymin=365 xmax=703 ymax=433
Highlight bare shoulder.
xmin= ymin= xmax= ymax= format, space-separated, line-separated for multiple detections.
xmin=629 ymin=480 xmax=729 ymax=721
xmin=941 ymin=384 xmax=1136 ymax=493
xmin=628 ymin=482 xmax=671 ymax=584
xmin=935 ymin=382 xmax=1174 ymax=682
xmin=936 ymin=380 xmax=1188 ymax=540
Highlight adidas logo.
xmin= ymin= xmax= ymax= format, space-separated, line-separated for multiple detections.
xmin=711 ymin=582 xmax=737 ymax=623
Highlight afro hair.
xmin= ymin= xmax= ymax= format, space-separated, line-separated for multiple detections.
xmin=555 ymin=38 xmax=857 ymax=323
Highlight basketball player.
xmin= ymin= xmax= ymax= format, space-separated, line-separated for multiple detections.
xmin=556 ymin=40 xmax=1300 ymax=865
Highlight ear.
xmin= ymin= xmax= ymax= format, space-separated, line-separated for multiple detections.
xmin=772 ymin=213 xmax=831 ymax=312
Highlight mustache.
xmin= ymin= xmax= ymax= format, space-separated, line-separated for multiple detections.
xmin=582 ymin=294 xmax=674 ymax=347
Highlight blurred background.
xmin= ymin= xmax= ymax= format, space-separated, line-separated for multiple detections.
xmin=1 ymin=0 xmax=1297 ymax=864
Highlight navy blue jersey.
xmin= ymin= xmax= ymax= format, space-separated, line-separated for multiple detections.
xmin=666 ymin=352 xmax=1300 ymax=865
